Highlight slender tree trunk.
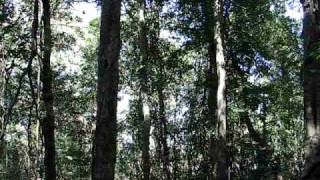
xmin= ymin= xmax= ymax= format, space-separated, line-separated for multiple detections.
xmin=41 ymin=0 xmax=56 ymax=179
xmin=137 ymin=1 xmax=151 ymax=179
xmin=158 ymin=87 xmax=171 ymax=180
xmin=202 ymin=0 xmax=218 ymax=178
xmin=0 ymin=23 xmax=5 ymax=160
xmin=301 ymin=0 xmax=320 ymax=179
xmin=142 ymin=107 xmax=151 ymax=180
xmin=207 ymin=31 xmax=218 ymax=180
xmin=214 ymin=0 xmax=228 ymax=179
xmin=28 ymin=1 xmax=39 ymax=177
xmin=92 ymin=0 xmax=121 ymax=179
xmin=137 ymin=94 xmax=151 ymax=180
xmin=0 ymin=1 xmax=6 ymax=152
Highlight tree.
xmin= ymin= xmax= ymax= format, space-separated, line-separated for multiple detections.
xmin=0 ymin=0 xmax=308 ymax=179
xmin=41 ymin=0 xmax=56 ymax=179
xmin=92 ymin=0 xmax=121 ymax=179
xmin=137 ymin=0 xmax=151 ymax=179
xmin=213 ymin=0 xmax=228 ymax=179
xmin=301 ymin=0 xmax=320 ymax=179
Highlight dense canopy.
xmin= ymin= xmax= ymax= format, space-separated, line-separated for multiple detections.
xmin=0 ymin=0 xmax=319 ymax=179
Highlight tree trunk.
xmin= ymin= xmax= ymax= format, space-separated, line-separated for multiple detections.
xmin=207 ymin=20 xmax=218 ymax=180
xmin=138 ymin=0 xmax=151 ymax=179
xmin=158 ymin=86 xmax=171 ymax=180
xmin=214 ymin=0 xmax=228 ymax=179
xmin=0 ymin=22 xmax=5 ymax=160
xmin=137 ymin=94 xmax=151 ymax=180
xmin=301 ymin=0 xmax=320 ymax=179
xmin=92 ymin=0 xmax=121 ymax=179
xmin=28 ymin=0 xmax=39 ymax=177
xmin=41 ymin=0 xmax=56 ymax=179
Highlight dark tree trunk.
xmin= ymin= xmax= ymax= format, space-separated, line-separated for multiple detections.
xmin=207 ymin=28 xmax=218 ymax=180
xmin=158 ymin=86 xmax=171 ymax=180
xmin=28 ymin=3 xmax=39 ymax=177
xmin=137 ymin=1 xmax=151 ymax=179
xmin=301 ymin=0 xmax=320 ymax=179
xmin=41 ymin=0 xmax=56 ymax=179
xmin=92 ymin=0 xmax=121 ymax=179
xmin=138 ymin=94 xmax=151 ymax=180
xmin=201 ymin=0 xmax=217 ymax=178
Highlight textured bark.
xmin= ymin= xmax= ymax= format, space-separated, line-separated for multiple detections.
xmin=92 ymin=0 xmax=121 ymax=179
xmin=214 ymin=0 xmax=228 ymax=179
xmin=301 ymin=0 xmax=320 ymax=179
xmin=41 ymin=0 xmax=56 ymax=179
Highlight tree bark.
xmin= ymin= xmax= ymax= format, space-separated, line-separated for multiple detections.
xmin=41 ymin=0 xmax=56 ymax=179
xmin=214 ymin=0 xmax=228 ymax=179
xmin=301 ymin=0 xmax=320 ymax=179
xmin=92 ymin=0 xmax=121 ymax=179
xmin=203 ymin=0 xmax=218 ymax=177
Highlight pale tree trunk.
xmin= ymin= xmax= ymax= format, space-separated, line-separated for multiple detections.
xmin=301 ymin=0 xmax=320 ymax=179
xmin=92 ymin=0 xmax=121 ymax=179
xmin=138 ymin=0 xmax=151 ymax=179
xmin=214 ymin=0 xmax=228 ymax=179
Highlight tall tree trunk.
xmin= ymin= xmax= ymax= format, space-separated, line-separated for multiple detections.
xmin=28 ymin=0 xmax=39 ymax=177
xmin=207 ymin=21 xmax=218 ymax=180
xmin=158 ymin=86 xmax=171 ymax=180
xmin=41 ymin=0 xmax=56 ymax=179
xmin=0 ymin=20 xmax=5 ymax=160
xmin=301 ymin=0 xmax=320 ymax=179
xmin=142 ymin=107 xmax=151 ymax=180
xmin=137 ymin=94 xmax=151 ymax=180
xmin=137 ymin=1 xmax=151 ymax=179
xmin=202 ymin=0 xmax=218 ymax=178
xmin=214 ymin=0 xmax=228 ymax=179
xmin=92 ymin=0 xmax=121 ymax=179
